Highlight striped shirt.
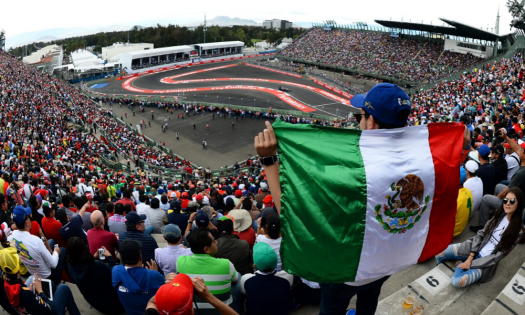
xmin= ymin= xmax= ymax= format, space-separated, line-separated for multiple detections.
xmin=177 ymin=254 xmax=238 ymax=308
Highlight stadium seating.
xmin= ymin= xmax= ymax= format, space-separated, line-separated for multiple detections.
xmin=279 ymin=29 xmax=484 ymax=84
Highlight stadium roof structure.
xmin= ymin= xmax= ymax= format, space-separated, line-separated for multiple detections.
xmin=195 ymin=41 xmax=244 ymax=49
xmin=375 ymin=18 xmax=510 ymax=42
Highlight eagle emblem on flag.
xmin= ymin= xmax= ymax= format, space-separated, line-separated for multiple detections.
xmin=374 ymin=174 xmax=430 ymax=234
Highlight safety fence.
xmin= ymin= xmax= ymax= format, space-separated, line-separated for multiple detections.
xmin=85 ymin=88 xmax=341 ymax=121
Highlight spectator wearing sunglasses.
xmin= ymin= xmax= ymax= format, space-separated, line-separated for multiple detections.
xmin=472 ymin=128 xmax=525 ymax=232
xmin=436 ymin=187 xmax=525 ymax=288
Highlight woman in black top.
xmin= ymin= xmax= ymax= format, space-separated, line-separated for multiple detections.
xmin=67 ymin=237 xmax=124 ymax=314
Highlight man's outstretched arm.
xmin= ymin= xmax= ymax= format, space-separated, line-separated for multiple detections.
xmin=254 ymin=121 xmax=281 ymax=214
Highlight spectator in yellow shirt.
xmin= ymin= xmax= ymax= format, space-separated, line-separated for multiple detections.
xmin=454 ymin=167 xmax=474 ymax=237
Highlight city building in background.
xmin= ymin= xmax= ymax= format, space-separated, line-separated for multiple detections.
xmin=263 ymin=19 xmax=293 ymax=29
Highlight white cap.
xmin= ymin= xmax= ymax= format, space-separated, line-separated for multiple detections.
xmin=260 ymin=182 xmax=269 ymax=191
xmin=465 ymin=160 xmax=479 ymax=173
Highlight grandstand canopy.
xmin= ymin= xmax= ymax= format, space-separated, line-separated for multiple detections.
xmin=194 ymin=41 xmax=244 ymax=50
xmin=375 ymin=18 xmax=509 ymax=42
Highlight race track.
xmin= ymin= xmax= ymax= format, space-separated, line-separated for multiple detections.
xmin=95 ymin=60 xmax=358 ymax=118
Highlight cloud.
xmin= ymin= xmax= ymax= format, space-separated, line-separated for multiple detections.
xmin=0 ymin=0 xmax=513 ymax=39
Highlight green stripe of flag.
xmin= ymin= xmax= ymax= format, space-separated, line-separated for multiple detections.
xmin=273 ymin=119 xmax=368 ymax=283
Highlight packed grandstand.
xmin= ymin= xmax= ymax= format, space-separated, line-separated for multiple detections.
xmin=279 ymin=28 xmax=488 ymax=85
xmin=0 ymin=14 xmax=525 ymax=315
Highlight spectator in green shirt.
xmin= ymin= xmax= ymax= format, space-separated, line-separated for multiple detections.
xmin=177 ymin=229 xmax=238 ymax=314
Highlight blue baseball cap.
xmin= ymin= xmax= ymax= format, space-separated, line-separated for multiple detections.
xmin=351 ymin=83 xmax=411 ymax=126
xmin=478 ymin=144 xmax=490 ymax=159
xmin=163 ymin=224 xmax=181 ymax=241
xmin=13 ymin=206 xmax=31 ymax=224
xmin=195 ymin=210 xmax=209 ymax=228
xmin=125 ymin=211 xmax=147 ymax=227
xmin=170 ymin=199 xmax=182 ymax=211
xmin=460 ymin=167 xmax=467 ymax=185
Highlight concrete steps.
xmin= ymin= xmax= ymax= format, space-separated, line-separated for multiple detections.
xmin=482 ymin=263 xmax=525 ymax=315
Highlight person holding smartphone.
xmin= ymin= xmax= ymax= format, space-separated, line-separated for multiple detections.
xmin=0 ymin=248 xmax=81 ymax=315
xmin=8 ymin=205 xmax=67 ymax=286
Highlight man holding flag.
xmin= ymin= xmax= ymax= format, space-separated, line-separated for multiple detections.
xmin=254 ymin=83 xmax=470 ymax=315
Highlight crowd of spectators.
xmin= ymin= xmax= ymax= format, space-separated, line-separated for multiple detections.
xmin=279 ymin=29 xmax=484 ymax=84
xmin=0 ymin=48 xmax=328 ymax=315
xmin=4 ymin=40 xmax=525 ymax=314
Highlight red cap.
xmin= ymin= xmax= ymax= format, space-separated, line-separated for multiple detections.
xmin=181 ymin=192 xmax=189 ymax=198
xmin=39 ymin=190 xmax=49 ymax=197
xmin=477 ymin=135 xmax=483 ymax=141
xmin=155 ymin=274 xmax=193 ymax=315
xmin=235 ymin=190 xmax=243 ymax=198
xmin=86 ymin=193 xmax=93 ymax=199
xmin=195 ymin=194 xmax=204 ymax=201
xmin=80 ymin=178 xmax=85 ymax=183
xmin=232 ymin=183 xmax=238 ymax=188
xmin=263 ymin=195 xmax=274 ymax=206
xmin=504 ymin=143 xmax=511 ymax=149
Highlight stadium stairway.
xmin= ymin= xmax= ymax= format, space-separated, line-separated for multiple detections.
xmin=434 ymin=50 xmax=447 ymax=67
xmin=414 ymin=42 xmax=428 ymax=60
xmin=481 ymin=262 xmax=525 ymax=315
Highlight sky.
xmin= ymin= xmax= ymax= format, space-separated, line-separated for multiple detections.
xmin=0 ymin=0 xmax=516 ymax=38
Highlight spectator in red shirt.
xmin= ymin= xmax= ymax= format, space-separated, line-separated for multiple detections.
xmin=87 ymin=210 xmax=119 ymax=260
xmin=41 ymin=202 xmax=67 ymax=248
xmin=229 ymin=209 xmax=256 ymax=250
xmin=180 ymin=192 xmax=190 ymax=210
xmin=116 ymin=189 xmax=136 ymax=212
xmin=511 ymin=116 xmax=523 ymax=139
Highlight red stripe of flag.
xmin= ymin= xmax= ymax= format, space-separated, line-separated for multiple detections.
xmin=418 ymin=122 xmax=465 ymax=262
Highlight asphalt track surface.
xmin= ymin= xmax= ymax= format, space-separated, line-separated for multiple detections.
xmin=95 ymin=60 xmax=356 ymax=118
xmin=94 ymin=60 xmax=357 ymax=168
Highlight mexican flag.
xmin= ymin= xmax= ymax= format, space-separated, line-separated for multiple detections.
xmin=273 ymin=119 xmax=464 ymax=283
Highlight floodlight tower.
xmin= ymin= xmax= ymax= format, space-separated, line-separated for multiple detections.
xmin=496 ymin=7 xmax=501 ymax=34
xmin=204 ymin=14 xmax=207 ymax=43
xmin=0 ymin=29 xmax=4 ymax=51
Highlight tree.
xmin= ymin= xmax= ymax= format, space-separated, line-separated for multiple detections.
xmin=235 ymin=29 xmax=245 ymax=42
xmin=207 ymin=26 xmax=220 ymax=42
